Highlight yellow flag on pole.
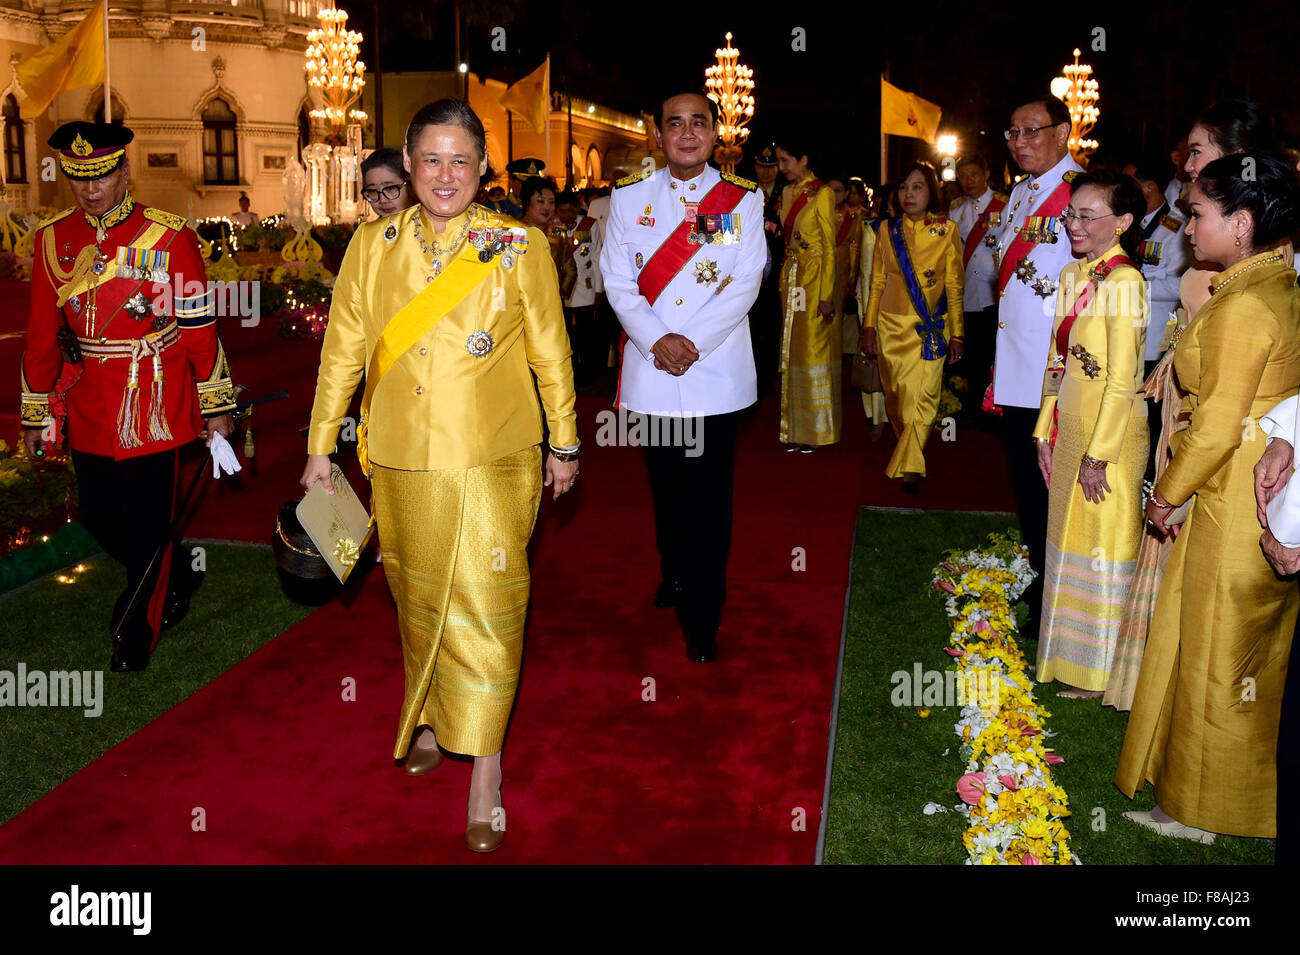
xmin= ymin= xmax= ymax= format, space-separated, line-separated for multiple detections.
xmin=500 ymin=56 xmax=550 ymax=135
xmin=16 ymin=0 xmax=108 ymax=119
xmin=880 ymin=78 xmax=941 ymax=143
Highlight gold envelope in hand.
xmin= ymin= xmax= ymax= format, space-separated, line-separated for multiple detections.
xmin=296 ymin=463 xmax=374 ymax=583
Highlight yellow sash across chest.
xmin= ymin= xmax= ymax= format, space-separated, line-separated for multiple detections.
xmin=356 ymin=239 xmax=505 ymax=476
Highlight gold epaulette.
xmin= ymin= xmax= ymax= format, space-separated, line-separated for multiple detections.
xmin=993 ymin=191 xmax=1009 ymax=202
xmin=721 ymin=171 xmax=757 ymax=191
xmin=950 ymin=196 xmax=966 ymax=208
xmin=1062 ymin=170 xmax=1078 ymax=183
xmin=1160 ymin=213 xmax=1182 ymax=232
xmin=614 ymin=168 xmax=652 ymax=189
xmin=143 ymin=207 xmax=188 ymax=231
xmin=38 ymin=207 xmax=76 ymax=230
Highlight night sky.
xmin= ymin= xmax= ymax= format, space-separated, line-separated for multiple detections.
xmin=354 ymin=0 xmax=1299 ymax=186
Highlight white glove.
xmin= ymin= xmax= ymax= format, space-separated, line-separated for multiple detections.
xmin=210 ymin=431 xmax=242 ymax=479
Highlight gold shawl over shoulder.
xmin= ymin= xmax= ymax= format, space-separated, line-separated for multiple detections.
xmin=307 ymin=203 xmax=577 ymax=470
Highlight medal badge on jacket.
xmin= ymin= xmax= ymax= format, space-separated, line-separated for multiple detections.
xmin=468 ymin=226 xmax=528 ymax=269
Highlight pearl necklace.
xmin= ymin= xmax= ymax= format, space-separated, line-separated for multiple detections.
xmin=1210 ymin=251 xmax=1285 ymax=296
xmin=412 ymin=210 xmax=472 ymax=280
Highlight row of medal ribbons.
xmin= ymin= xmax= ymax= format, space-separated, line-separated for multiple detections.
xmin=115 ymin=246 xmax=170 ymax=283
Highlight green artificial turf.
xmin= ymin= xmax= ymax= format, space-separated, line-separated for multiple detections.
xmin=824 ymin=508 xmax=1275 ymax=865
xmin=0 ymin=543 xmax=313 ymax=826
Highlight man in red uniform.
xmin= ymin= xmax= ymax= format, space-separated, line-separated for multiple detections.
xmin=20 ymin=121 xmax=236 ymax=672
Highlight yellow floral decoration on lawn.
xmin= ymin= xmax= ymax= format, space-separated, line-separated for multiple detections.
xmin=931 ymin=532 xmax=1077 ymax=865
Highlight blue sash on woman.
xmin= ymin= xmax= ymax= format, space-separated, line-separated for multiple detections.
xmin=889 ymin=217 xmax=947 ymax=361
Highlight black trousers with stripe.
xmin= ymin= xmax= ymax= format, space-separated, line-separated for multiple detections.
xmin=71 ymin=448 xmax=181 ymax=651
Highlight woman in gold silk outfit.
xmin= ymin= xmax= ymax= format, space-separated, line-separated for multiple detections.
xmin=861 ymin=162 xmax=965 ymax=489
xmin=776 ymin=142 xmax=839 ymax=451
xmin=1107 ymin=99 xmax=1286 ymax=710
xmin=1118 ymin=153 xmax=1300 ymax=842
xmin=1032 ymin=171 xmax=1149 ymax=698
xmin=828 ymin=176 xmax=865 ymax=356
xmin=301 ymin=99 xmax=578 ymax=853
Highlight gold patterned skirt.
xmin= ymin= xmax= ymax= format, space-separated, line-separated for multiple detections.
xmin=779 ymin=255 xmax=842 ymax=446
xmin=1037 ymin=410 xmax=1148 ymax=691
xmin=371 ymin=445 xmax=543 ymax=759
xmin=1115 ymin=434 xmax=1299 ymax=837
xmin=874 ymin=308 xmax=944 ymax=477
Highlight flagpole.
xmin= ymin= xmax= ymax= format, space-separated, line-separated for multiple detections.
xmin=878 ymin=73 xmax=888 ymax=185
xmin=102 ymin=0 xmax=110 ymax=122
xmin=544 ymin=54 xmax=551 ymax=181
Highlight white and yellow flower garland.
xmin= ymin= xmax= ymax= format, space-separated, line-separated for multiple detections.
xmin=930 ymin=533 xmax=1077 ymax=865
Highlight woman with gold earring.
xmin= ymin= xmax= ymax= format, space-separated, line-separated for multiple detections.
xmin=1106 ymin=99 xmax=1284 ymax=710
xmin=1032 ymin=170 xmax=1149 ymax=699
xmin=1117 ymin=153 xmax=1300 ymax=843
xmin=301 ymin=99 xmax=578 ymax=853
xmin=776 ymin=140 xmax=839 ymax=452
xmin=860 ymin=162 xmax=965 ymax=490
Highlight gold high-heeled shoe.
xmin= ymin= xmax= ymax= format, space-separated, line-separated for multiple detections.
xmin=404 ymin=737 xmax=443 ymax=776
xmin=465 ymin=788 xmax=505 ymax=853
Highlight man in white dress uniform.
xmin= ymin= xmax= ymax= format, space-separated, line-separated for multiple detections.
xmin=991 ymin=95 xmax=1084 ymax=634
xmin=600 ymin=90 xmax=764 ymax=662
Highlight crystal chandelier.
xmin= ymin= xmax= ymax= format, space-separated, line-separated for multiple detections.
xmin=704 ymin=32 xmax=755 ymax=175
xmin=1050 ymin=48 xmax=1099 ymax=164
xmin=305 ymin=1 xmax=368 ymax=135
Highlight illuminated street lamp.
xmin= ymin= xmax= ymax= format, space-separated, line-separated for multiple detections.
xmin=1052 ymin=48 xmax=1099 ymax=164
xmin=704 ymin=32 xmax=755 ymax=175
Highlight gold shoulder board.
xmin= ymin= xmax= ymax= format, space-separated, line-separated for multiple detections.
xmin=993 ymin=191 xmax=1010 ymax=202
xmin=614 ymin=169 xmax=651 ymax=189
xmin=1062 ymin=170 xmax=1078 ymax=183
xmin=950 ymin=196 xmax=966 ymax=208
xmin=1160 ymin=214 xmax=1182 ymax=232
xmin=143 ymin=207 xmax=188 ymax=231
xmin=38 ymin=207 xmax=76 ymax=229
xmin=721 ymin=171 xmax=758 ymax=191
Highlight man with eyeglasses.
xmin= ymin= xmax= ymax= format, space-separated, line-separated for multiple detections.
xmin=991 ymin=95 xmax=1082 ymax=639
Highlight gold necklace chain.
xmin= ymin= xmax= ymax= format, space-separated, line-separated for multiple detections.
xmin=1211 ymin=251 xmax=1285 ymax=296
xmin=412 ymin=211 xmax=471 ymax=260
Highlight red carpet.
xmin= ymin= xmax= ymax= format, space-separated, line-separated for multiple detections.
xmin=0 ymin=280 xmax=1016 ymax=861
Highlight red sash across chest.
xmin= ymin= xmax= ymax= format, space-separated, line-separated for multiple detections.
xmin=1055 ymin=254 xmax=1138 ymax=358
xmin=962 ymin=194 xmax=1007 ymax=268
xmin=783 ymin=180 xmax=824 ymax=240
xmin=635 ymin=178 xmax=749 ymax=306
xmin=835 ymin=209 xmax=859 ymax=247
xmin=996 ymin=179 xmax=1072 ymax=293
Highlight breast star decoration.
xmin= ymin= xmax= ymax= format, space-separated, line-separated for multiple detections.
xmin=694 ymin=259 xmax=720 ymax=286
xmin=1070 ymin=344 xmax=1101 ymax=378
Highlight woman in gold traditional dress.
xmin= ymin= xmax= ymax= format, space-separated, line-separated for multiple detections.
xmin=1117 ymin=152 xmax=1300 ymax=842
xmin=301 ymin=99 xmax=578 ymax=853
xmin=827 ymin=176 xmax=865 ymax=357
xmin=776 ymin=141 xmax=839 ymax=452
xmin=1106 ymin=99 xmax=1282 ymax=710
xmin=1032 ymin=171 xmax=1149 ymax=698
xmin=860 ymin=162 xmax=965 ymax=491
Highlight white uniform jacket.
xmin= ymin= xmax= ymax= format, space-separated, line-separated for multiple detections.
xmin=600 ymin=164 xmax=765 ymax=417
xmin=1135 ymin=204 xmax=1191 ymax=361
xmin=951 ymin=187 xmax=1001 ymax=312
xmin=991 ymin=153 xmax=1084 ymax=408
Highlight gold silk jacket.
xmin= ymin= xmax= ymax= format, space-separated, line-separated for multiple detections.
xmin=307 ymin=203 xmax=577 ymax=470
xmin=1158 ymin=250 xmax=1300 ymax=506
xmin=1032 ymin=244 xmax=1147 ymax=461
xmin=864 ymin=214 xmax=965 ymax=339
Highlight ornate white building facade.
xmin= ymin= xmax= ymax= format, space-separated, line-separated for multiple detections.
xmin=0 ymin=0 xmax=328 ymax=219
